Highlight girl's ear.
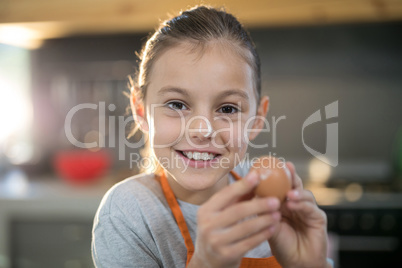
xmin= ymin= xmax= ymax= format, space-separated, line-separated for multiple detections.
xmin=130 ymin=88 xmax=149 ymax=133
xmin=248 ymin=96 xmax=269 ymax=141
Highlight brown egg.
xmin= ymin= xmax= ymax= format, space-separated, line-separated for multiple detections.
xmin=252 ymin=156 xmax=292 ymax=203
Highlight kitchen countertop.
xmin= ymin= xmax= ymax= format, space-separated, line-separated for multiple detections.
xmin=309 ymin=186 xmax=402 ymax=209
xmin=0 ymin=175 xmax=116 ymax=268
xmin=2 ymin=175 xmax=402 ymax=209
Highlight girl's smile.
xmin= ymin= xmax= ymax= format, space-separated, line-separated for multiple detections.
xmin=143 ymin=41 xmax=268 ymax=204
xmin=175 ymin=149 xmax=222 ymax=169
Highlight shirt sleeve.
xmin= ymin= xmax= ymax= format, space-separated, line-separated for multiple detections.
xmin=92 ymin=182 xmax=166 ymax=268
xmin=92 ymin=212 xmax=160 ymax=268
xmin=233 ymin=158 xmax=252 ymax=178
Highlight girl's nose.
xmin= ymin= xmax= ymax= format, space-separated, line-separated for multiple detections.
xmin=187 ymin=116 xmax=214 ymax=141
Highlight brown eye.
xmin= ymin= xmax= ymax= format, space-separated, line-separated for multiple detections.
xmin=166 ymin=101 xmax=187 ymax=110
xmin=219 ymin=105 xmax=239 ymax=114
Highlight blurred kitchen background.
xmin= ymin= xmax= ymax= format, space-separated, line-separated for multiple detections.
xmin=0 ymin=0 xmax=401 ymax=267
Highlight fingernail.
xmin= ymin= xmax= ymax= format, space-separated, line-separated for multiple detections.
xmin=292 ymin=190 xmax=299 ymax=198
xmin=267 ymin=198 xmax=279 ymax=208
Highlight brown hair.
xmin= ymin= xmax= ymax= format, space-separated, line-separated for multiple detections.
xmin=130 ymin=5 xmax=261 ymax=175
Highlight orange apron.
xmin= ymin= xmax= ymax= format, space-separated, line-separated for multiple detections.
xmin=159 ymin=170 xmax=282 ymax=268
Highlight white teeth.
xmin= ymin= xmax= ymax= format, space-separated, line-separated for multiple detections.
xmin=182 ymin=151 xmax=217 ymax=161
xmin=193 ymin=152 xmax=201 ymax=160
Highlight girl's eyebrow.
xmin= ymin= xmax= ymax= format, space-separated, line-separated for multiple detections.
xmin=157 ymin=86 xmax=190 ymax=97
xmin=157 ymin=86 xmax=249 ymax=101
xmin=219 ymin=89 xmax=249 ymax=101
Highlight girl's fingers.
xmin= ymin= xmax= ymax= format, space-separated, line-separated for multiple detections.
xmin=286 ymin=161 xmax=303 ymax=191
xmin=203 ymin=171 xmax=259 ymax=212
xmin=217 ymin=213 xmax=281 ymax=245
xmin=287 ymin=199 xmax=316 ymax=215
xmin=284 ymin=163 xmax=322 ymax=218
xmin=285 ymin=190 xmax=326 ymax=223
xmin=286 ymin=200 xmax=327 ymax=223
xmin=216 ymin=197 xmax=280 ymax=228
xmin=226 ymin=224 xmax=279 ymax=258
xmin=287 ymin=189 xmax=316 ymax=204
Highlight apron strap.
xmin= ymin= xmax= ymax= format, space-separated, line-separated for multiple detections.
xmin=159 ymin=170 xmax=195 ymax=264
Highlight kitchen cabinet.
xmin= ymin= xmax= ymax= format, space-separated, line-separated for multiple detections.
xmin=0 ymin=176 xmax=113 ymax=268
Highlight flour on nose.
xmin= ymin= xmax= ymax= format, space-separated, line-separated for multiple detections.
xmin=199 ymin=121 xmax=213 ymax=137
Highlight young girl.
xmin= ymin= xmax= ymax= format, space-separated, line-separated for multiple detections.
xmin=92 ymin=6 xmax=332 ymax=268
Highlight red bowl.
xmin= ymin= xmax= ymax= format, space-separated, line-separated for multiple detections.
xmin=53 ymin=150 xmax=111 ymax=184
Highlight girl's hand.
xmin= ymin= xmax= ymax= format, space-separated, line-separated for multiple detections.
xmin=268 ymin=162 xmax=330 ymax=268
xmin=188 ymin=171 xmax=281 ymax=268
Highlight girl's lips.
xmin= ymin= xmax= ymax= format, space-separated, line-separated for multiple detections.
xmin=179 ymin=149 xmax=222 ymax=155
xmin=179 ymin=150 xmax=220 ymax=159
xmin=175 ymin=150 xmax=221 ymax=168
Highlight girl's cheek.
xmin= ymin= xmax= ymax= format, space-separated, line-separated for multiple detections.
xmin=236 ymin=121 xmax=251 ymax=155
xmin=152 ymin=114 xmax=183 ymax=144
xmin=215 ymin=120 xmax=247 ymax=149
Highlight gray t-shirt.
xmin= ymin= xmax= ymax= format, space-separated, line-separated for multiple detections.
xmin=91 ymin=164 xmax=272 ymax=267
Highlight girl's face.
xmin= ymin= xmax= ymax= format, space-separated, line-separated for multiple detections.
xmin=143 ymin=41 xmax=268 ymax=203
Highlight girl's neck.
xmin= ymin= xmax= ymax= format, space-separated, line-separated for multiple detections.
xmin=165 ymin=173 xmax=230 ymax=205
